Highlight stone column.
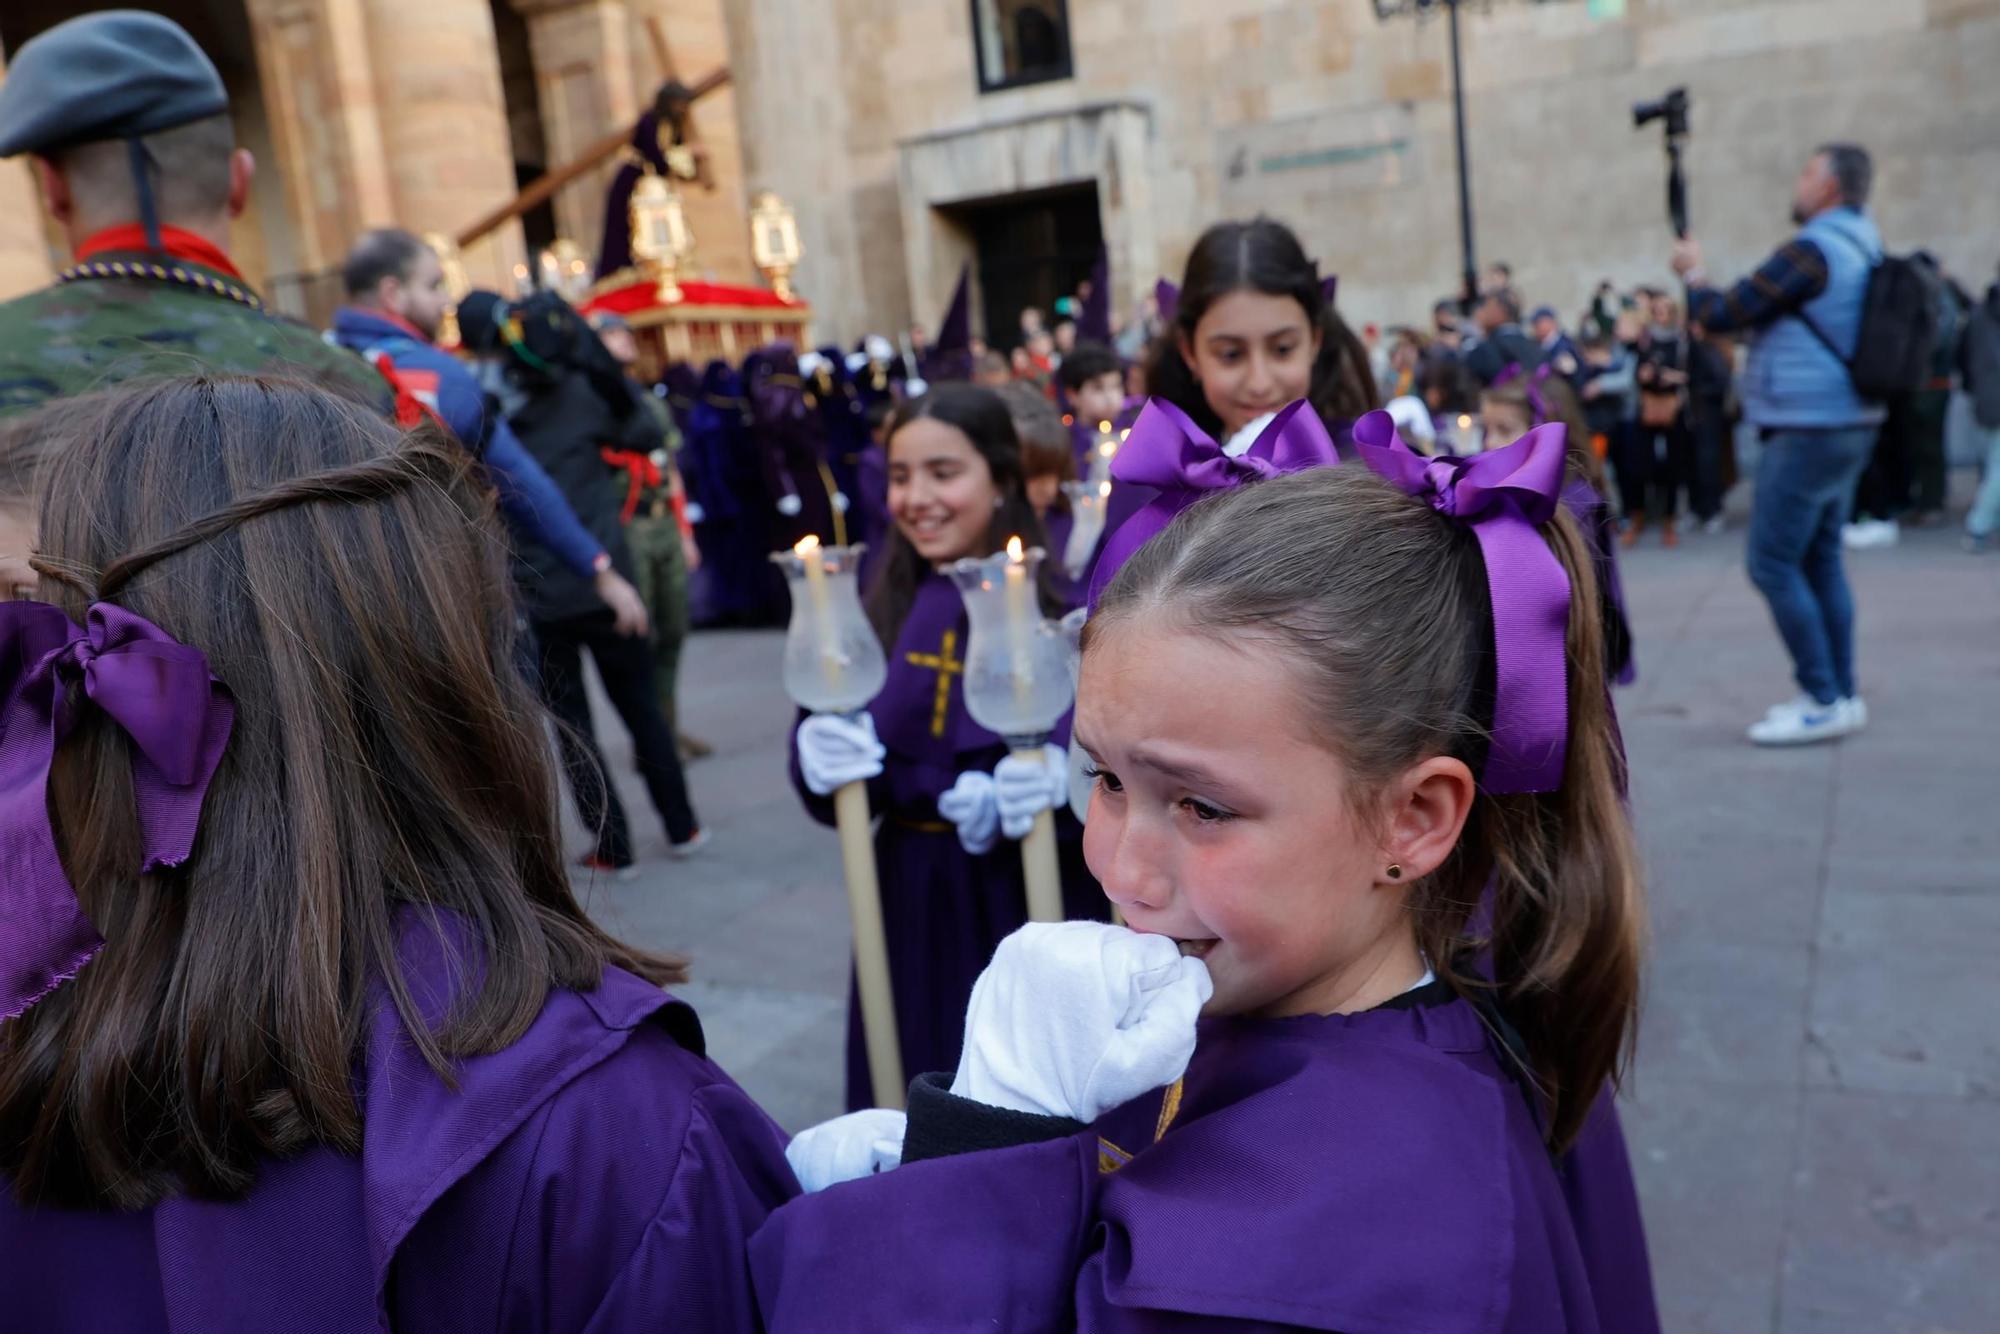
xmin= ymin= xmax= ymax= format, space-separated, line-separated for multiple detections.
xmin=514 ymin=0 xmax=643 ymax=257
xmin=355 ymin=0 xmax=528 ymax=289
xmin=0 ymin=43 xmax=56 ymax=301
xmin=244 ymin=0 xmax=397 ymax=277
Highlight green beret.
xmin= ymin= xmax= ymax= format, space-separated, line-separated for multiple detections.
xmin=0 ymin=10 xmax=228 ymax=159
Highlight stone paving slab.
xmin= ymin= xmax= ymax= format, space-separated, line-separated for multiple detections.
xmin=576 ymin=469 xmax=2000 ymax=1330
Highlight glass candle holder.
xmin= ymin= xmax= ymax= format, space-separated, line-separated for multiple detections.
xmin=944 ymin=538 xmax=1075 ymax=744
xmin=1060 ymin=479 xmax=1113 ymax=580
xmin=770 ymin=537 xmax=887 ymax=715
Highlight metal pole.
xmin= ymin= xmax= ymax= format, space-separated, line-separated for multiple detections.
xmin=1445 ymin=0 xmax=1477 ymax=306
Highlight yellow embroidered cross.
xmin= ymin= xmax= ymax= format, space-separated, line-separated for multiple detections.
xmin=904 ymin=629 xmax=964 ymax=739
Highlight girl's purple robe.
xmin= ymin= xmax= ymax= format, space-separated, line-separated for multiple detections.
xmin=791 ymin=572 xmax=1106 ymax=1110
xmin=751 ymin=987 xmax=1653 ymax=1332
xmin=1 ymin=913 xmax=799 ymax=1332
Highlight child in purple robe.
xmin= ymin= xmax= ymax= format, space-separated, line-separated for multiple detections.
xmin=1139 ymin=217 xmax=1379 ymax=451
xmin=0 ymin=378 xmax=797 ymax=1331
xmin=790 ymin=384 xmax=1108 ymax=1112
xmin=1483 ymin=365 xmax=1637 ymax=684
xmin=756 ymin=427 xmax=1660 ymax=1331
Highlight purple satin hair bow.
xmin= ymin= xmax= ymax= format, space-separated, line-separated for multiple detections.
xmin=1320 ymin=273 xmax=1339 ymax=307
xmin=1153 ymin=278 xmax=1180 ymax=325
xmin=1 ymin=602 xmax=234 ymax=1020
xmin=1491 ymin=361 xmax=1557 ymax=426
xmin=1087 ymin=399 xmax=1342 ymax=608
xmin=1352 ymin=410 xmax=1573 ymax=794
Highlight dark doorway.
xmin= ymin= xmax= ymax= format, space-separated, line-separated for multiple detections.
xmin=949 ymin=184 xmax=1102 ymax=350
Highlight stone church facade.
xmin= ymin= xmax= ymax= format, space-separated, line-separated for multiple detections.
xmin=4 ymin=1 xmax=1998 ymax=343
xmin=722 ymin=0 xmax=2000 ymax=342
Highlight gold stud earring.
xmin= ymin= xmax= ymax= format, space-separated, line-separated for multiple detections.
xmin=1385 ymin=864 xmax=1404 ymax=881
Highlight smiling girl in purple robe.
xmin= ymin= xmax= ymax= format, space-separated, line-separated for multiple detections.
xmin=756 ymin=418 xmax=1658 ymax=1331
xmin=0 ymin=377 xmax=797 ymax=1332
xmin=790 ymin=384 xmax=1106 ymax=1112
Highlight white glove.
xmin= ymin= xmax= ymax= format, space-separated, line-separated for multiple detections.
xmin=785 ymin=1108 xmax=907 ymax=1194
xmin=951 ymin=922 xmax=1213 ymax=1124
xmin=994 ymin=745 xmax=1067 ymax=841
xmin=797 ymin=713 xmax=886 ymax=797
xmin=776 ymin=493 xmax=804 ymax=517
xmin=936 ymin=770 xmax=1000 ymax=856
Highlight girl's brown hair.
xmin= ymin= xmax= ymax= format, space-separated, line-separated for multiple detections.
xmin=1480 ymin=372 xmax=1607 ymax=494
xmin=1088 ymin=466 xmax=1643 ymax=1152
xmin=0 ymin=377 xmax=681 ymax=1209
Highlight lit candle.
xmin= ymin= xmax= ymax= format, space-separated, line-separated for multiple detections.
xmin=796 ymin=535 xmax=840 ymax=688
xmin=1004 ymin=536 xmax=1034 ymax=703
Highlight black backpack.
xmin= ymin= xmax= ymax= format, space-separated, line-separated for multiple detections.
xmin=1802 ymin=242 xmax=1941 ymax=400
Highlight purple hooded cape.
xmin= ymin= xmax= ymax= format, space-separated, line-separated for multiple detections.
xmin=751 ymin=992 xmax=1616 ymax=1331
xmin=2 ymin=911 xmax=798 ymax=1331
xmin=789 ymin=573 xmax=1106 ymax=1109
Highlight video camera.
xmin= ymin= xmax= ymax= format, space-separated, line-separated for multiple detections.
xmin=1632 ymin=87 xmax=1692 ymax=238
xmin=1632 ymin=88 xmax=1690 ymax=140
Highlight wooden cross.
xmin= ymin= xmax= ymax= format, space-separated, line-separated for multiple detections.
xmin=905 ymin=629 xmax=964 ymax=739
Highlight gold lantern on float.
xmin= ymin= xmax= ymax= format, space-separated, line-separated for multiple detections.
xmin=750 ymin=191 xmax=803 ymax=303
xmin=630 ymin=170 xmax=693 ymax=304
xmin=424 ymin=231 xmax=472 ymax=345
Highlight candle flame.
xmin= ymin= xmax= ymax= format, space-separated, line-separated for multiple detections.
xmin=1098 ymin=481 xmax=1112 ymax=498
xmin=1006 ymin=535 xmax=1024 ymax=562
xmin=1098 ymin=442 xmax=1116 ymax=458
xmin=1098 ymin=420 xmax=1113 ymax=434
xmin=795 ymin=535 xmax=822 ymax=556
xmin=1119 ymin=428 xmax=1132 ymax=442
xmin=1458 ymin=415 xmax=1473 ymax=429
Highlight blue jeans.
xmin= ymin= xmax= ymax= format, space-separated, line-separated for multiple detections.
xmin=1967 ymin=426 xmax=2000 ymax=539
xmin=1745 ymin=427 xmax=1876 ymax=705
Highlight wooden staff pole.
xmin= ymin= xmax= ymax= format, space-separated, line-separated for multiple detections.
xmin=1014 ymin=748 xmax=1065 ymax=923
xmin=834 ymin=779 xmax=904 ymax=1108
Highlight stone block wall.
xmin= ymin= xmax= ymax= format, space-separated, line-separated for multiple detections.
xmin=722 ymin=0 xmax=2000 ymax=344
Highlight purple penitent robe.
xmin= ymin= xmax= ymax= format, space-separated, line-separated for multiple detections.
xmin=0 ymin=912 xmax=799 ymax=1332
xmin=791 ymin=571 xmax=1106 ymax=1110
xmin=751 ymin=984 xmax=1645 ymax=1333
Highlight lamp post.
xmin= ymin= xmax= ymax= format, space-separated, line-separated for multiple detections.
xmin=1372 ymin=0 xmax=1479 ymax=307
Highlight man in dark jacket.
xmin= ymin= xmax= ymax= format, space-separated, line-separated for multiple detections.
xmin=1462 ymin=288 xmax=1543 ymax=386
xmin=461 ymin=290 xmax=706 ymax=870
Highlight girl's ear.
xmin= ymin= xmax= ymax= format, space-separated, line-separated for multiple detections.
xmin=1379 ymin=756 xmax=1476 ymax=882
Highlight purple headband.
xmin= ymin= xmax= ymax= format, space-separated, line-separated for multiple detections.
xmin=1490 ymin=361 xmax=1557 ymax=426
xmin=1351 ymin=410 xmax=1572 ymax=794
xmin=1 ymin=601 xmax=234 ymax=1020
xmin=1086 ymin=399 xmax=1342 ymax=608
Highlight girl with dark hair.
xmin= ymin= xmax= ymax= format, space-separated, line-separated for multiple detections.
xmin=755 ymin=418 xmax=1657 ymax=1332
xmin=790 ymin=383 xmax=1104 ymax=1112
xmin=1140 ymin=216 xmax=1379 ymax=446
xmin=0 ymin=377 xmax=796 ymax=1330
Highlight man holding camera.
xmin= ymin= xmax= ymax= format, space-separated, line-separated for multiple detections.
xmin=1672 ymin=144 xmax=1886 ymax=747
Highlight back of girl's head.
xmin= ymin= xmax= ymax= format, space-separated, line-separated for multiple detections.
xmin=1088 ymin=466 xmax=1642 ymax=1151
xmin=992 ymin=380 xmax=1075 ymax=484
xmin=867 ymin=383 xmax=1049 ymax=641
xmin=1480 ymin=373 xmax=1607 ymax=492
xmin=1 ymin=376 xmax=673 ymax=1210
xmin=1141 ymin=217 xmax=1378 ymax=433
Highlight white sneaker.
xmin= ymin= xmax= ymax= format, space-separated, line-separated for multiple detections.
xmin=1747 ymin=698 xmax=1856 ymax=746
xmin=1760 ymin=693 xmax=1819 ymax=725
xmin=1702 ymin=516 xmax=1727 ymax=536
xmin=1842 ymin=519 xmax=1900 ymax=550
xmin=1843 ymin=695 xmax=1868 ymax=731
